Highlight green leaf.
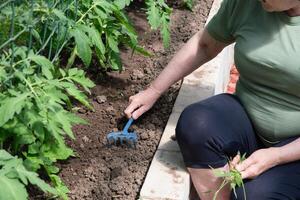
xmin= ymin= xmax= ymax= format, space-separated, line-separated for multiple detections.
xmin=46 ymin=165 xmax=60 ymax=174
xmin=28 ymin=55 xmax=54 ymax=80
xmin=145 ymin=0 xmax=171 ymax=49
xmin=114 ymin=0 xmax=132 ymax=9
xmin=0 ymin=150 xmax=57 ymax=198
xmin=66 ymin=112 xmax=87 ymax=125
xmin=42 ymin=137 xmax=74 ymax=161
xmin=0 ymin=93 xmax=29 ymax=126
xmin=183 ymin=0 xmax=194 ymax=10
xmin=52 ymin=9 xmax=68 ymax=21
xmin=212 ymin=169 xmax=231 ymax=178
xmin=98 ymin=1 xmax=114 ymax=13
xmin=95 ymin=48 xmax=106 ymax=68
xmin=131 ymin=45 xmax=152 ymax=57
xmin=66 ymin=47 xmax=77 ymax=69
xmin=110 ymin=51 xmax=122 ymax=71
xmin=94 ymin=7 xmax=108 ymax=19
xmin=23 ymin=156 xmax=43 ymax=172
xmin=15 ymin=165 xmax=58 ymax=195
xmin=14 ymin=130 xmax=36 ymax=148
xmin=147 ymin=1 xmax=161 ymax=29
xmin=32 ymin=121 xmax=46 ymax=142
xmin=32 ymin=29 xmax=42 ymax=45
xmin=68 ymin=68 xmax=95 ymax=92
xmin=87 ymin=27 xmax=105 ymax=55
xmin=161 ymin=13 xmax=170 ymax=48
xmin=71 ymin=29 xmax=92 ymax=67
xmin=45 ymin=87 xmax=69 ymax=105
xmin=71 ymin=75 xmax=95 ymax=93
xmin=51 ymin=144 xmax=74 ymax=161
xmin=50 ymin=174 xmax=69 ymax=200
xmin=108 ymin=36 xmax=119 ymax=53
xmin=66 ymin=86 xmax=93 ymax=110
xmin=0 ymin=150 xmax=14 ymax=161
xmin=59 ymin=69 xmax=66 ymax=77
xmin=55 ymin=111 xmax=74 ymax=139
xmin=0 ymin=175 xmax=28 ymax=200
xmin=28 ymin=143 xmax=40 ymax=154
xmin=68 ymin=68 xmax=79 ymax=77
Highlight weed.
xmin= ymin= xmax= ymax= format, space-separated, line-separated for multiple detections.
xmin=211 ymin=153 xmax=247 ymax=200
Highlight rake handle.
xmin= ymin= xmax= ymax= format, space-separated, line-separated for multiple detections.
xmin=122 ymin=118 xmax=134 ymax=134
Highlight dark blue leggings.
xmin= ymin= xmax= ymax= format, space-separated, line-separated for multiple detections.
xmin=175 ymin=93 xmax=300 ymax=200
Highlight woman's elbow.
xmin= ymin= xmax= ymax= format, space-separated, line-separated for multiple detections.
xmin=198 ymin=29 xmax=226 ymax=59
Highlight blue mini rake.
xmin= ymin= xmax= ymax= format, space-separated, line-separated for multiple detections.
xmin=107 ymin=118 xmax=138 ymax=147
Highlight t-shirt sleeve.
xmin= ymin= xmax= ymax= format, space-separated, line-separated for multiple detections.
xmin=206 ymin=0 xmax=238 ymax=43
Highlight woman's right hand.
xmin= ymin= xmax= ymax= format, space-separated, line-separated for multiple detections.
xmin=124 ymin=86 xmax=162 ymax=119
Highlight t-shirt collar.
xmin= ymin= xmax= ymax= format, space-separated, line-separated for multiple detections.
xmin=278 ymin=12 xmax=300 ymax=25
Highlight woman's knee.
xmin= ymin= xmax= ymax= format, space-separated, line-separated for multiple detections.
xmin=175 ymin=102 xmax=217 ymax=147
xmin=175 ymin=94 xmax=239 ymax=145
xmin=175 ymin=94 xmax=254 ymax=167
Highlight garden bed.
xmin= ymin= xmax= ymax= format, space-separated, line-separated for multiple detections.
xmin=45 ymin=1 xmax=213 ymax=199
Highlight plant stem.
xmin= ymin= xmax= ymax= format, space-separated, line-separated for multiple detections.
xmin=76 ymin=2 xmax=100 ymax=24
xmin=0 ymin=29 xmax=27 ymax=50
xmin=242 ymin=183 xmax=247 ymax=200
xmin=213 ymin=178 xmax=228 ymax=200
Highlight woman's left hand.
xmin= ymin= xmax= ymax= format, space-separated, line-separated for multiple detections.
xmin=235 ymin=148 xmax=281 ymax=179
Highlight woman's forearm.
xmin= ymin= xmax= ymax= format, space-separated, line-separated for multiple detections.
xmin=150 ymin=29 xmax=227 ymax=93
xmin=276 ymin=137 xmax=300 ymax=164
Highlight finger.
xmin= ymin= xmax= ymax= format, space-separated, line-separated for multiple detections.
xmin=240 ymin=165 xmax=258 ymax=179
xmin=222 ymin=162 xmax=230 ymax=171
xmin=132 ymin=105 xmax=149 ymax=119
xmin=124 ymin=102 xmax=141 ymax=118
xmin=129 ymin=96 xmax=134 ymax=104
xmin=124 ymin=105 xmax=132 ymax=118
xmin=236 ymin=158 xmax=254 ymax=172
xmin=231 ymin=154 xmax=241 ymax=167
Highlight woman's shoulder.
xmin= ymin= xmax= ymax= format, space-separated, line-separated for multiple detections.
xmin=226 ymin=0 xmax=253 ymax=6
xmin=220 ymin=0 xmax=259 ymax=19
xmin=222 ymin=0 xmax=258 ymax=10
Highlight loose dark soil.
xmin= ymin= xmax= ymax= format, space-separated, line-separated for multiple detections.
xmin=53 ymin=1 xmax=213 ymax=199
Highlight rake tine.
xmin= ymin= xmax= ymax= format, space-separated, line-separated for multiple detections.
xmin=107 ymin=137 xmax=113 ymax=147
xmin=106 ymin=118 xmax=138 ymax=148
xmin=108 ymin=140 xmax=112 ymax=147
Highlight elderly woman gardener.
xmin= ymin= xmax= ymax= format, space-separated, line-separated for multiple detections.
xmin=125 ymin=0 xmax=300 ymax=199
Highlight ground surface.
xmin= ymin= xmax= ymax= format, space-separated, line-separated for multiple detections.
xmin=48 ymin=1 xmax=213 ymax=199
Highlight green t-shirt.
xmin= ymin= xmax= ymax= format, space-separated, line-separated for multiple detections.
xmin=207 ymin=0 xmax=300 ymax=145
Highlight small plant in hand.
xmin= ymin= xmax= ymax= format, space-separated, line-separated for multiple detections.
xmin=211 ymin=153 xmax=247 ymax=200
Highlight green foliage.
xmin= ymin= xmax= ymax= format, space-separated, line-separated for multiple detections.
xmin=211 ymin=153 xmax=247 ymax=200
xmin=62 ymin=0 xmax=151 ymax=70
xmin=0 ymin=45 xmax=94 ymax=198
xmin=146 ymin=0 xmax=172 ymax=48
xmin=0 ymin=0 xmax=184 ymax=198
xmin=0 ymin=0 xmax=170 ymax=70
xmin=0 ymin=150 xmax=57 ymax=200
xmin=183 ymin=0 xmax=194 ymax=10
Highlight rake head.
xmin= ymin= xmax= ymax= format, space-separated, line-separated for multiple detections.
xmin=107 ymin=131 xmax=138 ymax=147
xmin=106 ymin=118 xmax=138 ymax=148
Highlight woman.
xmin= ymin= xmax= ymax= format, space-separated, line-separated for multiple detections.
xmin=125 ymin=0 xmax=300 ymax=199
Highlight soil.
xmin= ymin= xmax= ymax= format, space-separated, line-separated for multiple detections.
xmin=35 ymin=1 xmax=213 ymax=199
